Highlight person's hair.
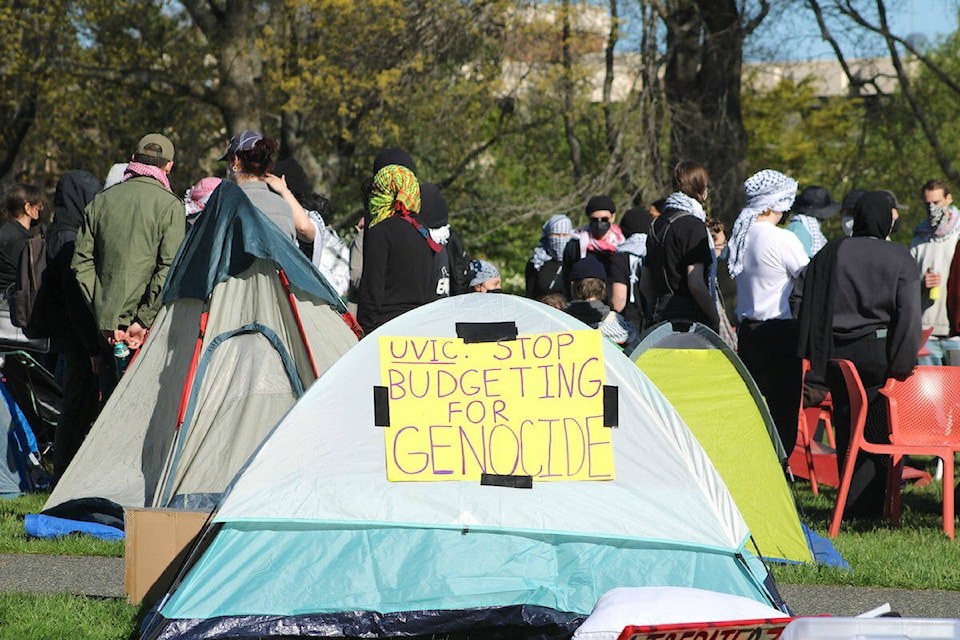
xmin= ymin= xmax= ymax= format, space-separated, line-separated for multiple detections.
xmin=571 ymin=278 xmax=606 ymax=301
xmin=706 ymin=217 xmax=725 ymax=236
xmin=922 ymin=179 xmax=951 ymax=198
xmin=131 ymin=153 xmax=170 ymax=168
xmin=233 ymin=137 xmax=279 ymax=177
xmin=303 ymin=192 xmax=333 ymax=225
xmin=5 ymin=183 xmax=42 ymax=220
xmin=672 ymin=161 xmax=709 ymax=201
xmin=538 ymin=293 xmax=568 ymax=310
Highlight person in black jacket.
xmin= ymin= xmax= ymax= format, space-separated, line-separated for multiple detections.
xmin=39 ymin=171 xmax=102 ymax=479
xmin=526 ymin=214 xmax=574 ymax=299
xmin=357 ymin=160 xmax=440 ymax=335
xmin=797 ymin=190 xmax=922 ymax=518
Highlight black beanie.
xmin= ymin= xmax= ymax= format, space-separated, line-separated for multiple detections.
xmin=619 ymin=207 xmax=652 ymax=237
xmin=586 ymin=195 xmax=616 ymax=215
xmin=373 ymin=147 xmax=417 ymax=175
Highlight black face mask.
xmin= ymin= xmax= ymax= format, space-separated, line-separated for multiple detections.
xmin=589 ymin=219 xmax=610 ymax=239
xmin=486 ymin=288 xmax=504 ymax=294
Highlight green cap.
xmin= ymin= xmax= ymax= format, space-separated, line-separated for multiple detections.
xmin=135 ymin=133 xmax=175 ymax=163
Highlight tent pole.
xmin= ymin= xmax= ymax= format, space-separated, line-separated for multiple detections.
xmin=277 ymin=269 xmax=320 ymax=379
xmin=175 ymin=311 xmax=209 ymax=431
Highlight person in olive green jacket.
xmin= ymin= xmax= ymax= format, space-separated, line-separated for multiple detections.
xmin=72 ymin=133 xmax=185 ymax=400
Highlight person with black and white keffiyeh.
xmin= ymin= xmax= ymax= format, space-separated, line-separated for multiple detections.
xmin=785 ymin=185 xmax=841 ymax=257
xmin=730 ymin=168 xmax=807 ymax=453
xmin=526 ymin=214 xmax=574 ymax=299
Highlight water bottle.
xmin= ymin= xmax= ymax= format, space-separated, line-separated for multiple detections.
xmin=114 ymin=341 xmax=130 ymax=379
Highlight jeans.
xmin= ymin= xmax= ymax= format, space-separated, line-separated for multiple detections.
xmin=918 ymin=335 xmax=960 ymax=366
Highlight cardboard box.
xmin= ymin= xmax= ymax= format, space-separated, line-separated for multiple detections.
xmin=124 ymin=508 xmax=210 ymax=604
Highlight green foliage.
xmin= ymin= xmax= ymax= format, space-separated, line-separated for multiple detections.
xmin=0 ymin=494 xmax=122 ymax=557
xmin=0 ymin=593 xmax=137 ymax=640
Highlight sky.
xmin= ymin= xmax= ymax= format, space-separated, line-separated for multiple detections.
xmin=747 ymin=0 xmax=959 ymax=62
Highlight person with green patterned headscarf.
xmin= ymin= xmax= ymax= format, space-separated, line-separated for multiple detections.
xmin=357 ymin=152 xmax=442 ymax=335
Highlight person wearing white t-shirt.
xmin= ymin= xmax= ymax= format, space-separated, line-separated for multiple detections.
xmin=728 ymin=170 xmax=808 ymax=453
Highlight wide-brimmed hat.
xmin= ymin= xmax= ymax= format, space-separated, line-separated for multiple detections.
xmin=793 ymin=185 xmax=840 ymax=219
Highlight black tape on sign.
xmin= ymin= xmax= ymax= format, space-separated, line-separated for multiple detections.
xmin=603 ymin=385 xmax=618 ymax=427
xmin=456 ymin=322 xmax=518 ymax=344
xmin=481 ymin=473 xmax=533 ymax=489
xmin=373 ymin=386 xmax=390 ymax=426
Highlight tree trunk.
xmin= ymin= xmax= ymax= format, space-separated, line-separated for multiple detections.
xmin=663 ymin=0 xmax=749 ymax=222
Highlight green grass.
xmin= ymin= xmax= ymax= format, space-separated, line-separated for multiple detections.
xmin=0 ymin=593 xmax=138 ymax=640
xmin=773 ymin=470 xmax=960 ymax=590
xmin=0 ymin=493 xmax=122 ymax=557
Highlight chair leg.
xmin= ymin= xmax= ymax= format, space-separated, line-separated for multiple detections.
xmin=822 ymin=409 xmax=836 ymax=449
xmin=942 ymin=453 xmax=955 ymax=540
xmin=886 ymin=456 xmax=904 ymax=527
xmin=798 ymin=413 xmax=819 ymax=496
xmin=830 ymin=443 xmax=861 ymax=538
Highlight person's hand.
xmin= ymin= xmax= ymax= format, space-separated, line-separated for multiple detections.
xmin=924 ymin=268 xmax=942 ymax=289
xmin=101 ymin=328 xmax=126 ymax=345
xmin=125 ymin=322 xmax=147 ymax=350
xmin=263 ymin=173 xmax=289 ymax=195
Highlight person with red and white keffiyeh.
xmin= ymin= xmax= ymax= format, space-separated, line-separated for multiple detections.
xmin=562 ymin=195 xmax=625 ymax=292
xmin=72 ymin=132 xmax=185 ymax=402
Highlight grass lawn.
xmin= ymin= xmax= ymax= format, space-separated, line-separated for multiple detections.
xmin=0 ymin=471 xmax=958 ymax=639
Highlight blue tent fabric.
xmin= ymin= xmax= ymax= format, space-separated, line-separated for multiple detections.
xmin=0 ymin=378 xmax=45 ymax=494
xmin=803 ymin=524 xmax=850 ymax=570
xmin=24 ymin=513 xmax=124 ymax=540
xmin=162 ymin=181 xmax=345 ymax=311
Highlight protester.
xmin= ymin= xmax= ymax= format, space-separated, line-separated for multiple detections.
xmin=609 ymin=206 xmax=650 ymax=332
xmin=797 ymin=190 xmax=921 ymax=518
xmin=221 ymin=130 xmax=297 ymax=241
xmin=911 ymin=179 xmax=960 ymax=365
xmin=72 ymin=133 xmax=185 ymax=402
xmin=563 ymin=257 xmax=636 ymax=347
xmin=184 ymin=176 xmax=221 ymax=227
xmin=357 ymin=151 xmax=439 ymax=334
xmin=786 ymin=185 xmax=841 ymax=257
xmin=526 ymin=214 xmax=574 ymax=299
xmin=730 ymin=169 xmax=807 ymax=453
xmin=469 ymin=259 xmax=502 ymax=293
xmin=563 ymin=195 xmax=624 ymax=285
xmin=640 ymin=161 xmax=719 ymax=330
xmin=103 ymin=163 xmax=128 ymax=189
xmin=419 ymin=183 xmax=454 ymax=298
xmin=0 ymin=184 xmax=43 ymax=291
xmin=38 ymin=171 xmax=101 ymax=479
xmin=539 ymin=293 xmax=568 ymax=310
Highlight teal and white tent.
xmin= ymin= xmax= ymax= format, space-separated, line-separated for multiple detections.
xmin=144 ymin=294 xmax=787 ymax=640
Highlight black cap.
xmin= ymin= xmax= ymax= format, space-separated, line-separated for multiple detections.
xmin=569 ymin=257 xmax=607 ymax=281
xmin=793 ymin=185 xmax=841 ymax=219
xmin=620 ymin=207 xmax=652 ymax=237
xmin=586 ymin=195 xmax=616 ymax=216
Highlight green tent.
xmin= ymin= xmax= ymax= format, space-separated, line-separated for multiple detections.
xmin=631 ymin=321 xmax=812 ymax=564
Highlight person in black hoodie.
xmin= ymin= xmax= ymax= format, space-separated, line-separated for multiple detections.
xmin=38 ymin=171 xmax=102 ymax=479
xmin=419 ymin=183 xmax=470 ymax=298
xmin=797 ymin=190 xmax=922 ymax=518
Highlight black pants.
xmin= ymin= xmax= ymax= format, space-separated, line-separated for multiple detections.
xmin=826 ymin=333 xmax=890 ymax=518
xmin=737 ymin=318 xmax=802 ymax=454
xmin=53 ymin=348 xmax=99 ymax=479
xmin=651 ymin=294 xmax=718 ymax=332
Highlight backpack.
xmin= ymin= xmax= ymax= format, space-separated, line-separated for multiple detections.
xmin=0 ymin=236 xmax=50 ymax=352
xmin=10 ymin=237 xmax=46 ymax=328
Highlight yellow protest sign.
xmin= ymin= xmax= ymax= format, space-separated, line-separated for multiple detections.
xmin=378 ymin=330 xmax=613 ymax=482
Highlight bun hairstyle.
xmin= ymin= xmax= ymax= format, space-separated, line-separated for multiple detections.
xmin=235 ymin=137 xmax=279 ymax=177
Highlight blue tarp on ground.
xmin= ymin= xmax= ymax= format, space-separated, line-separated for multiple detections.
xmin=24 ymin=513 xmax=124 ymax=541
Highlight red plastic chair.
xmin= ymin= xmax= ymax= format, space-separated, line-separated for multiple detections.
xmin=829 ymin=362 xmax=957 ymax=539
xmin=790 ymin=359 xmax=837 ymax=495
